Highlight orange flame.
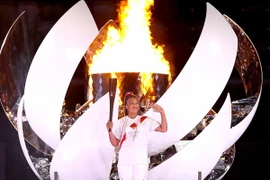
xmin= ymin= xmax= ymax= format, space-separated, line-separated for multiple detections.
xmin=88 ymin=0 xmax=171 ymax=101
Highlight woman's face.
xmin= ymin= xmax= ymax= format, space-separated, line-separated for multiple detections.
xmin=126 ymin=97 xmax=140 ymax=114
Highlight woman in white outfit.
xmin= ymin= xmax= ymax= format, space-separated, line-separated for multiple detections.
xmin=106 ymin=93 xmax=168 ymax=180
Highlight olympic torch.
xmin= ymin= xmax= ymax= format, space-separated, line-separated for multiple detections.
xmin=108 ymin=77 xmax=117 ymax=132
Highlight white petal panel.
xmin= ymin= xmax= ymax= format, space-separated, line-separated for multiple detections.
xmin=224 ymin=90 xmax=262 ymax=150
xmin=145 ymin=3 xmax=238 ymax=155
xmin=23 ymin=0 xmax=99 ymax=149
xmin=50 ymin=92 xmax=118 ymax=180
xmin=16 ymin=96 xmax=42 ymax=180
xmin=148 ymin=94 xmax=232 ymax=180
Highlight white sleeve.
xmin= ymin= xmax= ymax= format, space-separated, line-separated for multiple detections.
xmin=148 ymin=117 xmax=160 ymax=131
xmin=112 ymin=118 xmax=122 ymax=140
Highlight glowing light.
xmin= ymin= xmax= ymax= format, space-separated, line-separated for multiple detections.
xmin=89 ymin=0 xmax=170 ymax=74
xmin=85 ymin=0 xmax=172 ymax=100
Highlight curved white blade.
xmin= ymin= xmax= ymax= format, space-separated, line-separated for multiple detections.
xmin=224 ymin=89 xmax=262 ymax=150
xmin=24 ymin=0 xmax=99 ymax=149
xmin=17 ymin=96 xmax=42 ymax=180
xmin=145 ymin=2 xmax=238 ymax=155
xmin=148 ymin=93 xmax=232 ymax=179
xmin=50 ymin=92 xmax=118 ymax=180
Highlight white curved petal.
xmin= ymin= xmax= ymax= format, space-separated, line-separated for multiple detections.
xmin=49 ymin=93 xmax=118 ymax=180
xmin=17 ymin=96 xmax=42 ymax=180
xmin=24 ymin=0 xmax=99 ymax=149
xmin=148 ymin=94 xmax=232 ymax=180
xmin=145 ymin=2 xmax=238 ymax=155
xmin=224 ymin=89 xmax=262 ymax=150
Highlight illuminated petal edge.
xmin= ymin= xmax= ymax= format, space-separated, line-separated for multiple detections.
xmin=17 ymin=96 xmax=42 ymax=180
xmin=225 ymin=90 xmax=261 ymax=150
xmin=223 ymin=15 xmax=263 ymax=151
xmin=0 ymin=12 xmax=25 ymax=53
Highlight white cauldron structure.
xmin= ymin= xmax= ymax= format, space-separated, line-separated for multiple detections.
xmin=0 ymin=1 xmax=262 ymax=180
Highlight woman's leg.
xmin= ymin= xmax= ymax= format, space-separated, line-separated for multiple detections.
xmin=117 ymin=164 xmax=133 ymax=180
xmin=132 ymin=164 xmax=148 ymax=180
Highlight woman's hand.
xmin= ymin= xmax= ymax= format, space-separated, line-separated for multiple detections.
xmin=106 ymin=121 xmax=113 ymax=131
xmin=106 ymin=121 xmax=119 ymax=146
xmin=150 ymin=102 xmax=168 ymax=132
xmin=149 ymin=102 xmax=164 ymax=113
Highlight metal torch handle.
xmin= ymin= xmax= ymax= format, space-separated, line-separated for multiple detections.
xmin=108 ymin=78 xmax=117 ymax=132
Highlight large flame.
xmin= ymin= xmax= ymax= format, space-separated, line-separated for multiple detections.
xmin=87 ymin=0 xmax=171 ymax=101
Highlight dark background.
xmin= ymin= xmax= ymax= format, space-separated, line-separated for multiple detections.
xmin=0 ymin=0 xmax=269 ymax=179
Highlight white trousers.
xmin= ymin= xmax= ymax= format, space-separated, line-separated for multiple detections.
xmin=118 ymin=164 xmax=148 ymax=180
